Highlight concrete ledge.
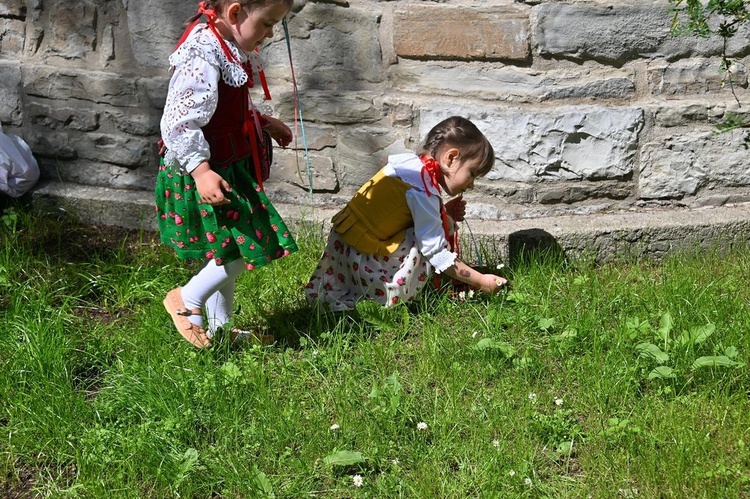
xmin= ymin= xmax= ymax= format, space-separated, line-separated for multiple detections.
xmin=31 ymin=180 xmax=750 ymax=263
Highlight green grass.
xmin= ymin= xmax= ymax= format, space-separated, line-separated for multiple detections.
xmin=1 ymin=200 xmax=749 ymax=498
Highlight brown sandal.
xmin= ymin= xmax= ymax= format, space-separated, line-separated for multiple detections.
xmin=163 ymin=287 xmax=211 ymax=348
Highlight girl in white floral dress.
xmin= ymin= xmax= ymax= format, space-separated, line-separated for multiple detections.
xmin=156 ymin=0 xmax=296 ymax=348
xmin=306 ymin=116 xmax=507 ymax=312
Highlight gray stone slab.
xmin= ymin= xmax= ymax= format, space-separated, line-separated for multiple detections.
xmin=31 ymin=181 xmax=750 ymax=265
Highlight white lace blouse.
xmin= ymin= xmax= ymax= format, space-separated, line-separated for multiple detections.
xmin=383 ymin=153 xmax=458 ymax=273
xmin=160 ymin=25 xmax=265 ymax=174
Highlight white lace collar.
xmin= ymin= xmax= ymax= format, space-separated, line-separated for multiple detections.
xmin=387 ymin=153 xmax=443 ymax=197
xmin=169 ymin=24 xmax=265 ymax=88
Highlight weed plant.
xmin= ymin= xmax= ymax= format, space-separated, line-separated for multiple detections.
xmin=1 ymin=200 xmax=749 ymax=498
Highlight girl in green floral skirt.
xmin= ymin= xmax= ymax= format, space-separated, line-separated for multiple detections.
xmin=155 ymin=0 xmax=296 ymax=348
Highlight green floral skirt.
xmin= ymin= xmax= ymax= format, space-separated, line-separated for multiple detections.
xmin=155 ymin=159 xmax=297 ymax=269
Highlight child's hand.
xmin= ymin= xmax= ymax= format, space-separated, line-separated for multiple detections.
xmin=263 ymin=116 xmax=293 ymax=148
xmin=479 ymin=273 xmax=507 ymax=294
xmin=192 ymin=163 xmax=232 ymax=206
xmin=445 ymin=195 xmax=466 ymax=222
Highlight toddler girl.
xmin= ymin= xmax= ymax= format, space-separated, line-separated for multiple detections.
xmin=156 ymin=0 xmax=296 ymax=347
xmin=306 ymin=116 xmax=507 ymax=311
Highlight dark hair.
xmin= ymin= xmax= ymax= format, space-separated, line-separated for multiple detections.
xmin=420 ymin=116 xmax=495 ymax=176
xmin=188 ymin=0 xmax=293 ymax=22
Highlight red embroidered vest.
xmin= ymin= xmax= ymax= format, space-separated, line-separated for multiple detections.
xmin=202 ymin=78 xmax=250 ymax=168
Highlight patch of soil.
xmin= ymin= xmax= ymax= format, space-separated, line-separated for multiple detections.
xmin=1 ymin=465 xmax=37 ymax=499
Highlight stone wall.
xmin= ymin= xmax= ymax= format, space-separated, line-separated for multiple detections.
xmin=2 ymin=0 xmax=749 ymax=223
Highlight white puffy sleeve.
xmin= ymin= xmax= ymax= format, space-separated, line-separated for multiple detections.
xmin=405 ymin=189 xmax=457 ymax=273
xmin=160 ymin=46 xmax=220 ymax=174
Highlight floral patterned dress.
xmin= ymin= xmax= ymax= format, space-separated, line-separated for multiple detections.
xmin=306 ymin=153 xmax=457 ymax=311
xmin=155 ymin=24 xmax=297 ymax=269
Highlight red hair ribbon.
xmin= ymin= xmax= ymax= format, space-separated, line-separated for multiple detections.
xmin=419 ymin=155 xmax=459 ymax=254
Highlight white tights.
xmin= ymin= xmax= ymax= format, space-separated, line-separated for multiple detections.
xmin=180 ymin=258 xmax=246 ymax=335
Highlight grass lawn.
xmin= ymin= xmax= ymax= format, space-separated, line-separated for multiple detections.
xmin=1 ymin=200 xmax=749 ymax=498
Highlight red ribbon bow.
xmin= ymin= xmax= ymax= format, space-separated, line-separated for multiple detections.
xmin=419 ymin=155 xmax=459 ymax=254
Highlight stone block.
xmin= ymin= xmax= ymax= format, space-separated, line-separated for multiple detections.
xmin=0 ymin=19 xmax=25 ymax=58
xmin=23 ymin=66 xmax=141 ymax=107
xmin=648 ymin=59 xmax=748 ymax=95
xmin=0 ymin=62 xmax=22 ymax=125
xmin=104 ymin=110 xmax=161 ymax=137
xmin=263 ymin=3 xmax=384 ymax=89
xmin=394 ymin=4 xmax=529 ymax=61
xmin=380 ymin=98 xmax=414 ymax=128
xmin=390 ymin=60 xmax=634 ymax=103
xmin=640 ymin=129 xmax=750 ymax=199
xmin=271 ymin=149 xmax=338 ymax=192
xmin=27 ymin=100 xmax=100 ymax=132
xmin=535 ymin=4 xmax=750 ymax=64
xmin=275 ymin=90 xmax=380 ymax=125
xmin=139 ymin=76 xmax=170 ymax=110
xmin=38 ymin=159 xmax=156 ymax=191
xmin=537 ymin=182 xmax=631 ymax=204
xmin=44 ymin=1 xmax=97 ymax=60
xmin=286 ymin=123 xmax=337 ymax=151
xmin=420 ymin=105 xmax=643 ymax=183
xmin=26 ymin=130 xmax=78 ymax=160
xmin=336 ymin=127 xmax=407 ymax=189
xmin=125 ymin=0 xmax=199 ymax=68
xmin=0 ymin=0 xmax=25 ymax=16
xmin=32 ymin=181 xmax=158 ymax=231
xmin=75 ymin=133 xmax=155 ymax=168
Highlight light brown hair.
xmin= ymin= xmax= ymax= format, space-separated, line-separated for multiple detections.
xmin=188 ymin=0 xmax=293 ymax=22
xmin=420 ymin=116 xmax=495 ymax=176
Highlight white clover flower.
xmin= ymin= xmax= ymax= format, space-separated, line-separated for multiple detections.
xmin=508 ymin=469 xmax=516 ymax=476
xmin=312 ymin=350 xmax=319 ymax=356
xmin=330 ymin=423 xmax=340 ymax=431
xmin=392 ymin=458 xmax=400 ymax=466
xmin=353 ymin=475 xmax=363 ymax=487
xmin=554 ymin=397 xmax=564 ymax=406
xmin=468 ymin=290 xmax=475 ymax=299
xmin=458 ymin=291 xmax=466 ymax=301
xmin=492 ymin=439 xmax=500 ymax=448
xmin=525 ymin=477 xmax=533 ymax=487
xmin=417 ymin=421 xmax=428 ymax=431
xmin=497 ymin=263 xmax=505 ymax=270
xmin=472 ymin=330 xmax=480 ymax=338
xmin=528 ymin=392 xmax=537 ymax=403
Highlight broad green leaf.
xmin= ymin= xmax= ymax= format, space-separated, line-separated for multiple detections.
xmin=691 ymin=323 xmax=715 ymax=345
xmin=635 ymin=342 xmax=669 ymax=364
xmin=573 ymin=276 xmax=589 ymax=286
xmin=252 ymin=466 xmax=275 ymax=497
xmin=505 ymin=291 xmax=527 ymax=303
xmin=625 ymin=317 xmax=649 ymax=335
xmin=220 ymin=361 xmax=241 ymax=380
xmin=677 ymin=323 xmax=715 ymax=348
xmin=323 ymin=450 xmax=366 ymax=467
xmin=656 ymin=312 xmax=673 ymax=344
xmin=648 ymin=365 xmax=675 ymax=380
xmin=475 ymin=338 xmax=516 ymax=358
xmin=537 ymin=318 xmax=555 ymax=331
xmin=724 ymin=346 xmax=739 ymax=358
xmin=691 ymin=356 xmax=746 ymax=370
xmin=179 ymin=448 xmax=199 ymax=474
xmin=356 ymin=300 xmax=397 ymax=330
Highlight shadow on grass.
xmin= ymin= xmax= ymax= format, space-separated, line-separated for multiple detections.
xmin=2 ymin=195 xmax=164 ymax=265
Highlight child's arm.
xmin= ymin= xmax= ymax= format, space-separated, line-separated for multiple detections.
xmin=445 ymin=195 xmax=466 ymax=222
xmin=262 ymin=115 xmax=292 ymax=148
xmin=192 ymin=161 xmax=232 ymax=206
xmin=443 ymin=259 xmax=507 ymax=294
